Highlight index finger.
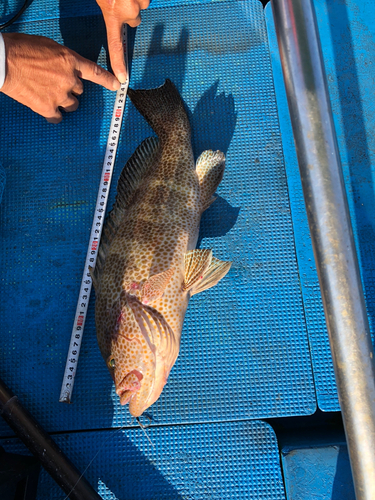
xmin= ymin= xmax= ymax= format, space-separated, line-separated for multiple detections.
xmin=76 ymin=57 xmax=121 ymax=91
xmin=104 ymin=17 xmax=129 ymax=83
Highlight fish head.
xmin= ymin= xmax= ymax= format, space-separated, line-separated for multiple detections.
xmin=98 ymin=294 xmax=178 ymax=417
xmin=127 ymin=349 xmax=174 ymax=417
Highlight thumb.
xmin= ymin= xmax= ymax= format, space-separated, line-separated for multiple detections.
xmin=104 ymin=17 xmax=128 ymax=83
xmin=77 ymin=57 xmax=121 ymax=91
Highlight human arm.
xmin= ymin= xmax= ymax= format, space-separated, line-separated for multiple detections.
xmin=0 ymin=34 xmax=5 ymax=89
xmin=96 ymin=0 xmax=150 ymax=83
xmin=0 ymin=33 xmax=121 ymax=123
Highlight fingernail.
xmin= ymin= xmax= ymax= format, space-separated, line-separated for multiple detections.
xmin=118 ymin=73 xmax=128 ymax=84
xmin=113 ymin=79 xmax=121 ymax=91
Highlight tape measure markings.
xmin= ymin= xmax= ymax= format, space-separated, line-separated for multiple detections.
xmin=59 ymin=25 xmax=129 ymax=403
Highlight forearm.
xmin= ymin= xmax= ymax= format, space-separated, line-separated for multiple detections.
xmin=0 ymin=33 xmax=5 ymax=89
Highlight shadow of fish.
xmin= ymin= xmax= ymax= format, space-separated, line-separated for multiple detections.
xmin=91 ymin=79 xmax=231 ymax=417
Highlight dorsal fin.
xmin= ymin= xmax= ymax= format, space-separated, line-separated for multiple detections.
xmin=115 ymin=136 xmax=160 ymax=214
xmin=91 ymin=137 xmax=160 ymax=291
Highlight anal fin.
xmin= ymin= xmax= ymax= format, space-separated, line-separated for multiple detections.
xmin=196 ymin=150 xmax=225 ymax=212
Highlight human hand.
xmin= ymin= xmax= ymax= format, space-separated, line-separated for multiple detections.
xmin=96 ymin=0 xmax=150 ymax=82
xmin=0 ymin=33 xmax=121 ymax=123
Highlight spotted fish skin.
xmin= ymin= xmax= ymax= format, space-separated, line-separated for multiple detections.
xmin=92 ymin=80 xmax=231 ymax=417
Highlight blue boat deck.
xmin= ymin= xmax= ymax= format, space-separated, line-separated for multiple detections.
xmin=1 ymin=0 xmax=374 ymax=498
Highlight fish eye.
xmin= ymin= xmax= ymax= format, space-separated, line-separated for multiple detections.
xmin=108 ymin=357 xmax=115 ymax=369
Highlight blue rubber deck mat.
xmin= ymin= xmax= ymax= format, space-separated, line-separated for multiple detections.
xmin=1 ymin=0 xmax=236 ymax=23
xmin=1 ymin=420 xmax=286 ymax=499
xmin=0 ymin=0 xmax=316 ymax=435
xmin=282 ymin=443 xmax=355 ymax=499
xmin=266 ymin=0 xmax=375 ymax=412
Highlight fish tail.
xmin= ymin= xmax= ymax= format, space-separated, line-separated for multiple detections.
xmin=128 ymin=79 xmax=190 ymax=141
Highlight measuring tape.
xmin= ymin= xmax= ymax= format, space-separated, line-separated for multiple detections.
xmin=59 ymin=25 xmax=129 ymax=403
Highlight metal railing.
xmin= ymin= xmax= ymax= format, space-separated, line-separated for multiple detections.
xmin=271 ymin=0 xmax=375 ymax=498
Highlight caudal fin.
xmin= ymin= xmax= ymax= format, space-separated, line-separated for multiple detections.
xmin=128 ymin=79 xmax=190 ymax=142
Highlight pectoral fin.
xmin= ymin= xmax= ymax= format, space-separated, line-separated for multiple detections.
xmin=141 ymin=268 xmax=174 ymax=304
xmin=190 ymin=256 xmax=232 ymax=296
xmin=183 ymin=249 xmax=213 ymax=292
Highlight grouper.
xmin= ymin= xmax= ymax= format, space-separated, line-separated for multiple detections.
xmin=91 ymin=79 xmax=232 ymax=417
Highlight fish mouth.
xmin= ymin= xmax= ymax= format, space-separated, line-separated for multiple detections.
xmin=116 ymin=370 xmax=143 ymax=405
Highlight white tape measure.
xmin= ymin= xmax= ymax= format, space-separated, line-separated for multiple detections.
xmin=59 ymin=25 xmax=129 ymax=403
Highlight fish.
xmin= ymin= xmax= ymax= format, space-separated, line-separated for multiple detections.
xmin=91 ymin=79 xmax=232 ymax=417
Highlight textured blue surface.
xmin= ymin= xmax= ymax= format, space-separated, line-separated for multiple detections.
xmin=0 ymin=0 xmax=316 ymax=436
xmin=282 ymin=443 xmax=355 ymax=500
xmin=0 ymin=0 xmax=238 ymax=24
xmin=0 ymin=164 xmax=6 ymax=204
xmin=266 ymin=0 xmax=375 ymax=411
xmin=1 ymin=421 xmax=286 ymax=499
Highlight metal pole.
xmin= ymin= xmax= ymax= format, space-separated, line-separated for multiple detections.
xmin=271 ymin=0 xmax=375 ymax=497
xmin=0 ymin=378 xmax=103 ymax=500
